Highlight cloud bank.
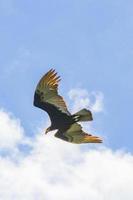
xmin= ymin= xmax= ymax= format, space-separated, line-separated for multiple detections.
xmin=0 ymin=89 xmax=133 ymax=200
xmin=0 ymin=109 xmax=24 ymax=149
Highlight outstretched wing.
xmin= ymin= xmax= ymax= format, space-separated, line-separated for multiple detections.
xmin=34 ymin=69 xmax=70 ymax=116
xmin=55 ymin=123 xmax=102 ymax=144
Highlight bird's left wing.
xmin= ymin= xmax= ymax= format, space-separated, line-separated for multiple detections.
xmin=55 ymin=123 xmax=102 ymax=144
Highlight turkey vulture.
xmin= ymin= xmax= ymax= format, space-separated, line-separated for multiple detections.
xmin=34 ymin=69 xmax=102 ymax=144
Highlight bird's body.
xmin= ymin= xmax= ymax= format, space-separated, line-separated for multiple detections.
xmin=33 ymin=69 xmax=102 ymax=144
xmin=34 ymin=92 xmax=74 ymax=131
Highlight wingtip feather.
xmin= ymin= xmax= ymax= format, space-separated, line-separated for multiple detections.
xmin=83 ymin=135 xmax=103 ymax=143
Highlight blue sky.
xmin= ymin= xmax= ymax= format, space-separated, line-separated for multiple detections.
xmin=0 ymin=0 xmax=133 ymax=152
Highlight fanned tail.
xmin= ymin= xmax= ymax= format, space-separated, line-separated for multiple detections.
xmin=72 ymin=108 xmax=93 ymax=122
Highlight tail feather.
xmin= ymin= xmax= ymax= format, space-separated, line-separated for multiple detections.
xmin=73 ymin=108 xmax=93 ymax=122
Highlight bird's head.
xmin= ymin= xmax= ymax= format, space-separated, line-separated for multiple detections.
xmin=45 ymin=126 xmax=52 ymax=134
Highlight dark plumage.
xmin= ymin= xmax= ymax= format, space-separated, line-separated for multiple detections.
xmin=33 ymin=69 xmax=102 ymax=144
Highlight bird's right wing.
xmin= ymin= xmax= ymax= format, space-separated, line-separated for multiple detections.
xmin=34 ymin=69 xmax=70 ymax=115
xmin=55 ymin=123 xmax=102 ymax=144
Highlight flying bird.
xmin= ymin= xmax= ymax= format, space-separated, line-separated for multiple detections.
xmin=33 ymin=69 xmax=102 ymax=144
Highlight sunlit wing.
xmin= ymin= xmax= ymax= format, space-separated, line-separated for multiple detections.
xmin=34 ymin=69 xmax=70 ymax=114
xmin=55 ymin=123 xmax=102 ymax=144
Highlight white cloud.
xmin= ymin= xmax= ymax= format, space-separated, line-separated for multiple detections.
xmin=0 ymin=109 xmax=133 ymax=200
xmin=91 ymin=91 xmax=104 ymax=113
xmin=68 ymin=88 xmax=104 ymax=113
xmin=0 ymin=109 xmax=24 ymax=149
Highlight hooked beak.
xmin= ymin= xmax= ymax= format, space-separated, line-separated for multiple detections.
xmin=45 ymin=128 xmax=50 ymax=134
